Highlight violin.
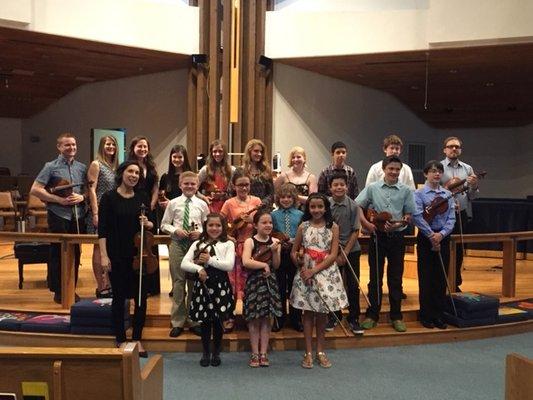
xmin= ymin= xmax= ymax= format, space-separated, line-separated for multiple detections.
xmin=132 ymin=205 xmax=158 ymax=275
xmin=228 ymin=200 xmax=266 ymax=236
xmin=272 ymin=231 xmax=292 ymax=251
xmin=365 ymin=209 xmax=408 ymax=232
xmin=444 ymin=171 xmax=486 ymax=194
xmin=252 ymin=236 xmax=287 ymax=264
xmin=188 ymin=240 xmax=216 ymax=280
xmin=46 ymin=178 xmax=93 ymax=197
xmin=423 ymin=195 xmax=450 ymax=223
xmin=202 ymin=181 xmax=226 ymax=202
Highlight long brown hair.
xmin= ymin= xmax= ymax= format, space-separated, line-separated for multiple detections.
xmin=242 ymin=139 xmax=271 ymax=180
xmin=206 ymin=140 xmax=233 ymax=183
xmin=128 ymin=136 xmax=157 ymax=177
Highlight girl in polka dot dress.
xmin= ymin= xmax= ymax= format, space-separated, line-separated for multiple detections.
xmin=181 ymin=213 xmax=235 ymax=367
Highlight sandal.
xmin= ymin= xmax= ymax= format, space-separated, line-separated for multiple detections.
xmin=301 ymin=352 xmax=313 ymax=369
xmin=249 ymin=353 xmax=260 ymax=368
xmin=259 ymin=353 xmax=270 ymax=367
xmin=316 ymin=352 xmax=332 ymax=368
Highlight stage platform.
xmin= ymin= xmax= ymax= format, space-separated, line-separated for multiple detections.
xmin=0 ymin=242 xmax=532 ymax=352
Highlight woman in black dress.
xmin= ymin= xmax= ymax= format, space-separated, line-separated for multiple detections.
xmin=99 ymin=160 xmax=152 ymax=357
xmin=128 ymin=136 xmax=160 ymax=295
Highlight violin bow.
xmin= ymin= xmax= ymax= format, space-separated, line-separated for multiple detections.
xmin=373 ymin=231 xmax=381 ymax=308
xmin=433 ymin=247 xmax=458 ymax=317
xmin=339 ymin=246 xmax=371 ymax=307
xmin=137 ymin=204 xmax=147 ymax=305
xmin=311 ymin=277 xmax=350 ymax=337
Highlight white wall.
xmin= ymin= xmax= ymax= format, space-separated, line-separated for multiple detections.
xmin=0 ymin=118 xmax=22 ymax=175
xmin=273 ymin=63 xmax=533 ymax=199
xmin=0 ymin=0 xmax=199 ymax=54
xmin=21 ymin=70 xmax=188 ymax=178
xmin=266 ymin=0 xmax=533 ymax=58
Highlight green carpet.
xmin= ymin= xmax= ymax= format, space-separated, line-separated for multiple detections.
xmin=159 ymin=332 xmax=533 ymax=400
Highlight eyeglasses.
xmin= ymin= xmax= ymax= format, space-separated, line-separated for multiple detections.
xmin=445 ymin=145 xmax=461 ymax=149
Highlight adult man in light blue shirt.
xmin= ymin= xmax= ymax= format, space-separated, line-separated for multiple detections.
xmin=441 ymin=136 xmax=479 ymax=290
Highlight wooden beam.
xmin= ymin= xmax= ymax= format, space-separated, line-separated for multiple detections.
xmin=502 ymin=239 xmax=517 ymax=297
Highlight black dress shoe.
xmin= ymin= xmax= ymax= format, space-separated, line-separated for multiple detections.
xmin=189 ymin=326 xmax=203 ymax=337
xmin=75 ymin=294 xmax=80 ymax=302
xmin=211 ymin=353 xmax=221 ymax=367
xmin=433 ymin=319 xmax=447 ymax=330
xmin=169 ymin=327 xmax=184 ymax=337
xmin=200 ymin=353 xmax=210 ymax=367
xmin=139 ymin=350 xmax=149 ymax=358
xmin=421 ymin=320 xmax=435 ymax=329
xmin=401 ymin=292 xmax=407 ymax=300
xmin=168 ymin=291 xmax=173 ymax=297
xmin=53 ymin=293 xmax=61 ymax=304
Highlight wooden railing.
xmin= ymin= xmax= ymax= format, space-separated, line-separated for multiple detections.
xmin=449 ymin=231 xmax=533 ymax=297
xmin=1 ymin=230 xmax=532 ymax=308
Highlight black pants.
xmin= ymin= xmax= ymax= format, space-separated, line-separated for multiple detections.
xmin=276 ymin=246 xmax=301 ymax=328
xmin=417 ymin=234 xmax=450 ymax=321
xmin=334 ymin=250 xmax=361 ymax=323
xmin=452 ymin=209 xmax=469 ymax=287
xmin=110 ymin=257 xmax=147 ymax=343
xmin=366 ymin=232 xmax=405 ymax=321
xmin=47 ymin=211 xmax=83 ymax=295
xmin=200 ymin=319 xmax=223 ymax=355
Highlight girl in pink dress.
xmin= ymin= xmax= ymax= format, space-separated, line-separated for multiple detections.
xmin=220 ymin=168 xmax=262 ymax=331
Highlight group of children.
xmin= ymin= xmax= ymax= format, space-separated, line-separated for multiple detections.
xmin=156 ymin=138 xmax=460 ymax=370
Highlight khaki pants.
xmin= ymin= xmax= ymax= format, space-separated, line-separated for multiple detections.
xmin=169 ymin=241 xmax=198 ymax=328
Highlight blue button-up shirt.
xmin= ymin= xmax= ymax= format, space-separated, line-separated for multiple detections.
xmin=271 ymin=206 xmax=303 ymax=240
xmin=413 ymin=184 xmax=456 ymax=238
xmin=35 ymin=155 xmax=87 ymax=220
xmin=355 ymin=179 xmax=416 ymax=232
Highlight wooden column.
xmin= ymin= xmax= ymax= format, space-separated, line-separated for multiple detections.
xmin=190 ymin=0 xmax=273 ymax=163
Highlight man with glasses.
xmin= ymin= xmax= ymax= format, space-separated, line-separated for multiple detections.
xmin=441 ymin=136 xmax=479 ymax=291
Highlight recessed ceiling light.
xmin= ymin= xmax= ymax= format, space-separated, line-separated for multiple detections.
xmin=449 ymin=69 xmax=458 ymax=74
xmin=410 ymin=85 xmax=419 ymax=90
xmin=485 ymin=82 xmax=495 ymax=87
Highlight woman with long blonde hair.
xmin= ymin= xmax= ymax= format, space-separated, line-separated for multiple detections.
xmin=87 ymin=135 xmax=118 ymax=297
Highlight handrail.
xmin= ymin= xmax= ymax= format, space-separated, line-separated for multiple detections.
xmin=448 ymin=231 xmax=533 ymax=297
xmin=1 ymin=230 xmax=532 ymax=307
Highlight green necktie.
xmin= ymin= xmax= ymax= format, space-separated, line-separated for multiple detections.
xmin=182 ymin=197 xmax=191 ymax=231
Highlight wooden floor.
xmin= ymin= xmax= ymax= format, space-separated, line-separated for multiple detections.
xmin=0 ymin=242 xmax=532 ymax=351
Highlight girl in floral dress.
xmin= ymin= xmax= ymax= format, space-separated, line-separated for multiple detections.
xmin=290 ymin=193 xmax=348 ymax=369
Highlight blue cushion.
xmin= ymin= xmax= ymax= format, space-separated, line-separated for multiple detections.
xmin=443 ymin=312 xmax=495 ymax=328
xmin=20 ymin=314 xmax=71 ymax=333
xmin=0 ymin=312 xmax=38 ymax=332
xmin=447 ymin=292 xmax=499 ymax=314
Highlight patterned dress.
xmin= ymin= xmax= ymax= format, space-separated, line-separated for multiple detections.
xmin=188 ymin=242 xmax=235 ymax=323
xmin=290 ymin=221 xmax=348 ymax=313
xmin=243 ymin=237 xmax=283 ymax=321
xmin=86 ymin=161 xmax=116 ymax=234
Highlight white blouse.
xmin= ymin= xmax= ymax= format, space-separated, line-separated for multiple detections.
xmin=180 ymin=239 xmax=235 ymax=273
